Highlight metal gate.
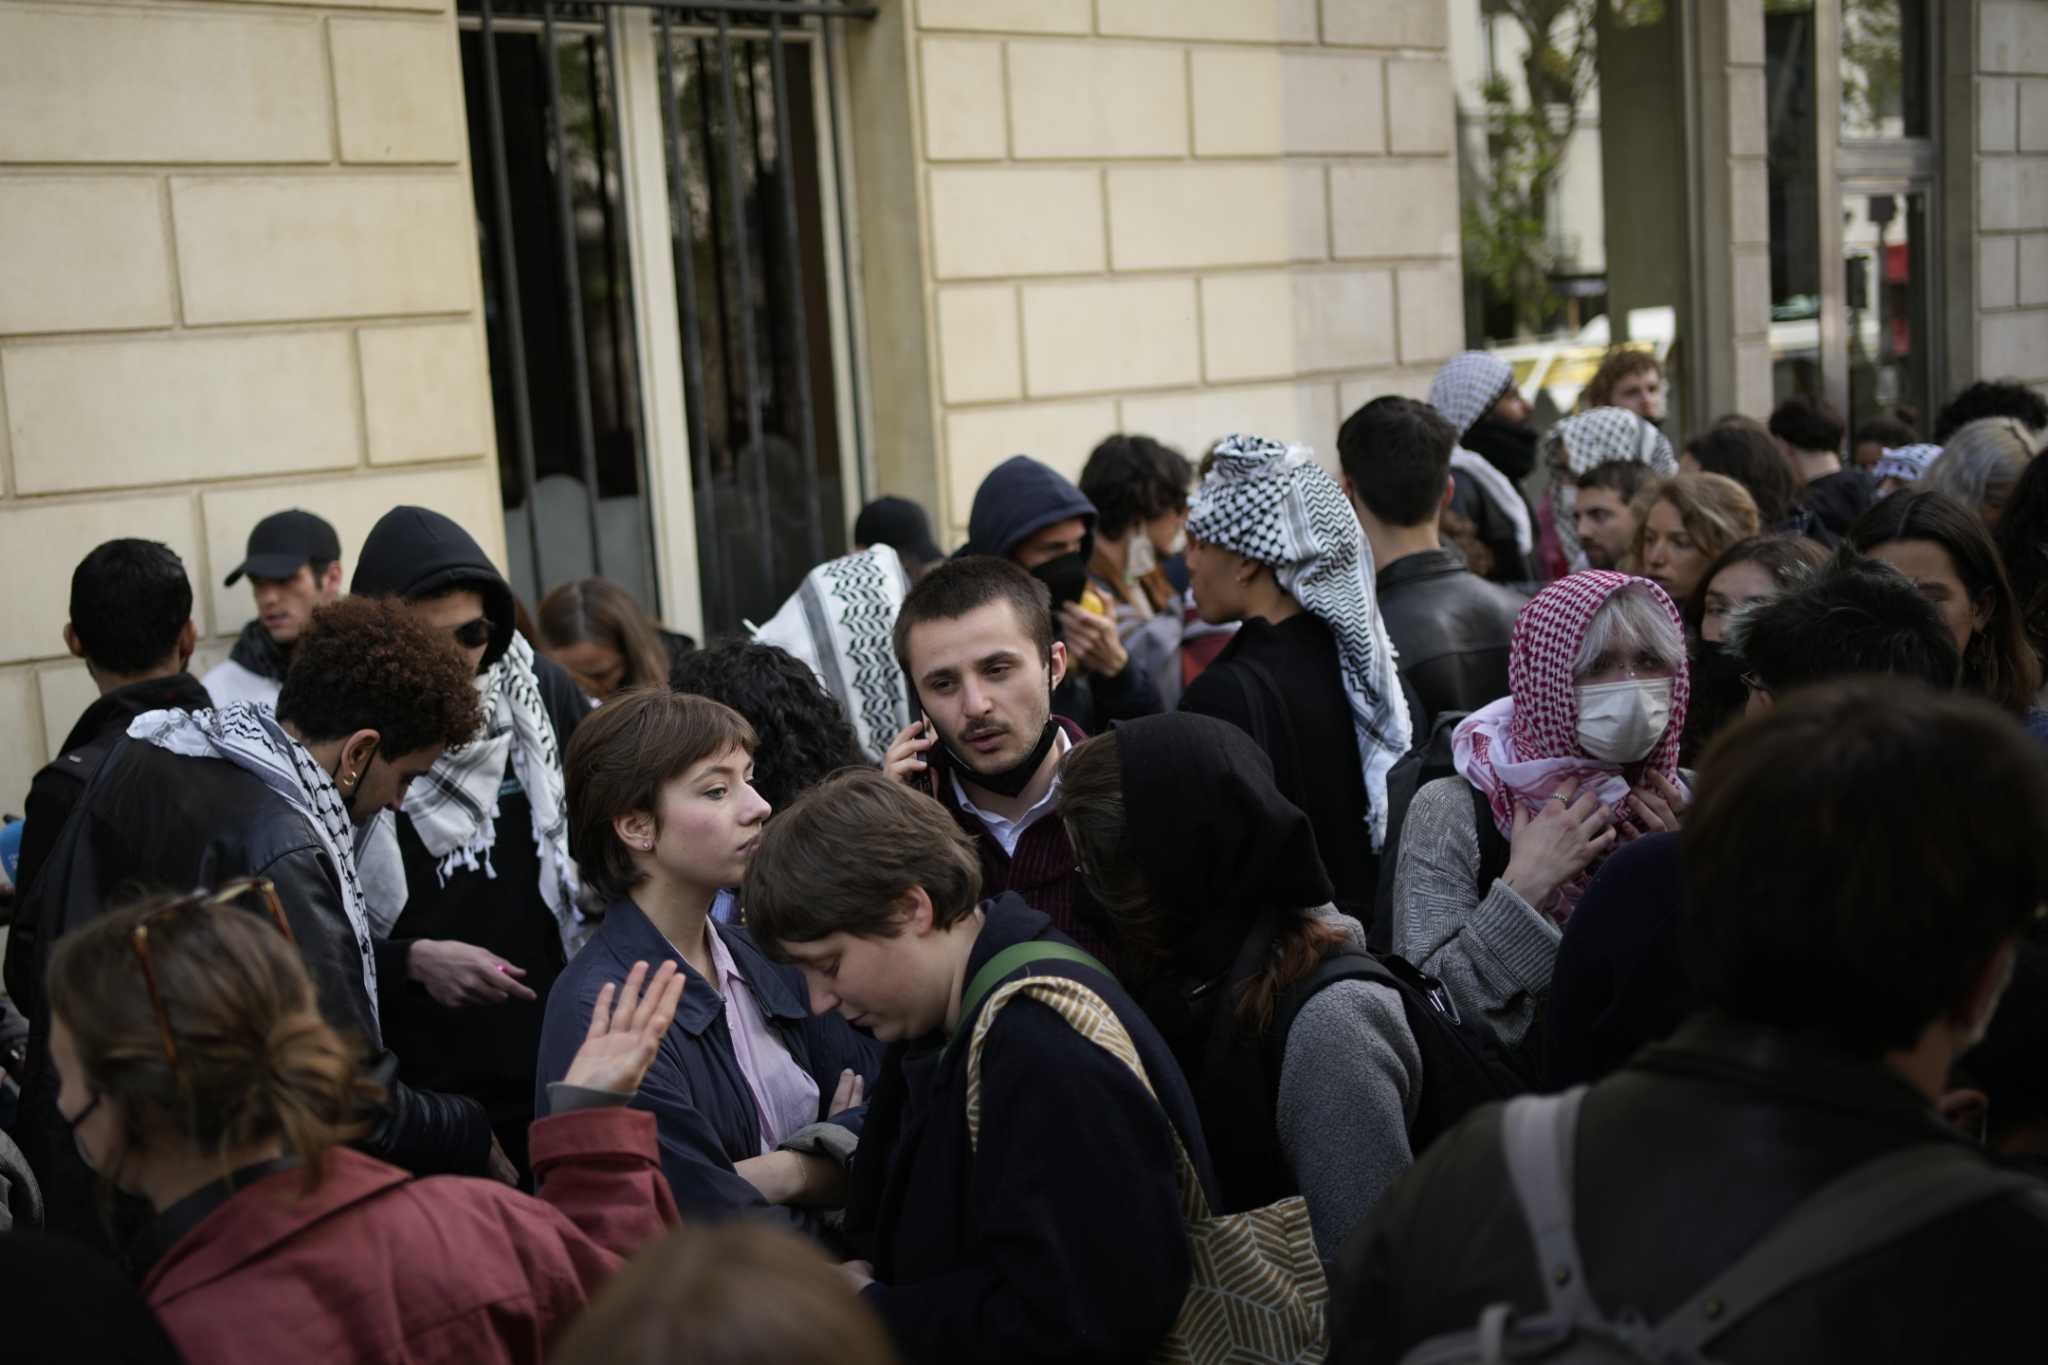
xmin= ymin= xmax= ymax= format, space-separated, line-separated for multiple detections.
xmin=459 ymin=0 xmax=872 ymax=634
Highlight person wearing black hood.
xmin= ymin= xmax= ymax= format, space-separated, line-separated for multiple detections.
xmin=6 ymin=541 xmax=207 ymax=1020
xmin=202 ymin=508 xmax=344 ymax=711
xmin=1427 ymin=351 xmax=1540 ymax=584
xmin=350 ymin=505 xmax=594 ymax=1177
xmin=1059 ymin=713 xmax=1420 ymax=1265
xmin=957 ymin=454 xmax=1163 ymax=733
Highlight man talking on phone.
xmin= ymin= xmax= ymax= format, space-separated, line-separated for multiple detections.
xmin=880 ymin=556 xmax=1110 ymax=959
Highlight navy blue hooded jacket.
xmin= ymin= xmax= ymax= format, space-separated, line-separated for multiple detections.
xmin=960 ymin=455 xmax=1163 ymax=734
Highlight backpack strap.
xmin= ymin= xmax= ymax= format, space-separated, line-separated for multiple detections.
xmin=1652 ymin=1140 xmax=2048 ymax=1355
xmin=1500 ymin=1087 xmax=1601 ymax=1321
xmin=1468 ymin=780 xmax=1512 ymax=896
xmin=944 ymin=941 xmax=1110 ymax=1055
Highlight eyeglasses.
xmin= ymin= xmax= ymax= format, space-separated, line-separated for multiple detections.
xmin=450 ymin=617 xmax=492 ymax=650
xmin=131 ymin=878 xmax=297 ymax=1074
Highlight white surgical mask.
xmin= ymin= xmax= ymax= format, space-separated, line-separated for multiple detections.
xmin=1575 ymin=677 xmax=1673 ymax=763
xmin=1126 ymin=533 xmax=1157 ymax=580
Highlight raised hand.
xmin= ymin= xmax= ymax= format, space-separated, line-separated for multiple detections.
xmin=563 ymin=960 xmax=684 ymax=1096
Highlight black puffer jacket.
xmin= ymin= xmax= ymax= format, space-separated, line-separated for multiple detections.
xmin=14 ymin=738 xmax=491 ymax=1247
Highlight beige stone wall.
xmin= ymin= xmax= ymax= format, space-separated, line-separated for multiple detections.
xmin=0 ymin=0 xmax=502 ymax=813
xmin=1975 ymin=1 xmax=2048 ymax=391
xmin=893 ymin=0 xmax=1461 ymax=536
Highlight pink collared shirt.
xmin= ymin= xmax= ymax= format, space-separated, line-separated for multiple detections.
xmin=707 ymin=926 xmax=821 ymax=1152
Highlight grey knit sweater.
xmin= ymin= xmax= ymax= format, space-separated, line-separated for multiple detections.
xmin=1273 ymin=910 xmax=1421 ymax=1264
xmin=1389 ymin=776 xmax=1560 ymax=1050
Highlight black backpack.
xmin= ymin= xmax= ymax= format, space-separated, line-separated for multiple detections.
xmin=1267 ymin=947 xmax=1526 ymax=1158
xmin=1371 ymin=710 xmax=1509 ymax=956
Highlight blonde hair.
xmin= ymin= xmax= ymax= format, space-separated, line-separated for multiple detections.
xmin=1638 ymin=471 xmax=1760 ymax=569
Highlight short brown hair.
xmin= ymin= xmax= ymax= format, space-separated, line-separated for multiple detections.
xmin=892 ymin=555 xmax=1053 ymax=681
xmin=552 ymin=1223 xmax=900 ymax=1365
xmin=564 ymin=688 xmax=757 ymax=903
xmin=277 ymin=596 xmax=484 ymax=754
xmin=743 ymin=768 xmax=982 ymax=955
xmin=47 ymin=889 xmax=383 ymax=1197
xmin=1582 ymin=346 xmax=1662 ymax=410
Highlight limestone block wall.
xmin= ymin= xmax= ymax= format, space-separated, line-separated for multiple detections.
xmin=1975 ymin=1 xmax=2048 ymax=391
xmin=0 ymin=0 xmax=502 ymax=812
xmin=900 ymin=0 xmax=1463 ymax=536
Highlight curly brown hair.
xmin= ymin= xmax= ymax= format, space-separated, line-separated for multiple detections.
xmin=276 ymin=596 xmax=483 ymax=754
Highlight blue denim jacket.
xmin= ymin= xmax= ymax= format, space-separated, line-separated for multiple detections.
xmin=535 ymin=897 xmax=880 ymax=1220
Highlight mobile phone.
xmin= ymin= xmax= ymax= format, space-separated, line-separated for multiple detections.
xmin=918 ymin=711 xmax=940 ymax=799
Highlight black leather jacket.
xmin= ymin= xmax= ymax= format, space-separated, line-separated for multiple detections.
xmin=1375 ymin=549 xmax=1526 ymax=736
xmin=16 ymin=738 xmax=491 ymax=1242
xmin=1332 ymin=1014 xmax=2048 ymax=1364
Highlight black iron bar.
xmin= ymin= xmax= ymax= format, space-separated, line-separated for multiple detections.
xmin=715 ymin=11 xmax=776 ymax=596
xmin=477 ymin=0 xmax=548 ymax=595
xmin=817 ymin=12 xmax=867 ymax=505
xmin=767 ymin=11 xmax=824 ymax=567
xmin=541 ymin=0 xmax=609 ymax=580
xmin=656 ymin=8 xmax=728 ymax=627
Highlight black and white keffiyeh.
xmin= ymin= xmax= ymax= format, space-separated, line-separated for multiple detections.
xmin=1429 ymin=350 xmax=1516 ymax=437
xmin=1186 ymin=434 xmax=1414 ymax=849
xmin=752 ymin=543 xmax=914 ymax=763
xmin=1543 ymin=407 xmax=1678 ymax=571
xmin=366 ymin=632 xmax=584 ymax=955
xmin=130 ymin=703 xmax=381 ymax=1026
xmin=1432 ymin=352 xmax=1534 ymax=554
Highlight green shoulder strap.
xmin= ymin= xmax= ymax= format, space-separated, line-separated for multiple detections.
xmin=945 ymin=941 xmax=1109 ymax=1052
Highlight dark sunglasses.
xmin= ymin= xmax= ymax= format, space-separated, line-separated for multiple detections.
xmin=131 ymin=878 xmax=296 ymax=1074
xmin=450 ymin=617 xmax=492 ymax=650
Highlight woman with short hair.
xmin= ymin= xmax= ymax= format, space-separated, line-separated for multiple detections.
xmin=538 ymin=689 xmax=880 ymax=1228
xmin=1391 ymin=573 xmax=1691 ymax=1051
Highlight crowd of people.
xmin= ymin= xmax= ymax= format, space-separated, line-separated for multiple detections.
xmin=2 ymin=349 xmax=2048 ymax=1364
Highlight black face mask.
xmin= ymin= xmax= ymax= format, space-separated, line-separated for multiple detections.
xmin=1463 ymin=418 xmax=1540 ymax=483
xmin=1029 ymin=551 xmax=1089 ymax=613
xmin=923 ymin=676 xmax=1061 ymax=800
xmin=1687 ymin=637 xmax=1750 ymax=744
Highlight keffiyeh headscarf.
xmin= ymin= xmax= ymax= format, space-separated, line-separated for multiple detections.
xmin=364 ymin=632 xmax=584 ymax=954
xmin=1452 ymin=571 xmax=1692 ymax=923
xmin=1432 ymin=352 xmax=1535 ymax=556
xmin=1186 ymin=435 xmax=1413 ymax=848
xmin=1544 ymin=408 xmax=1678 ymax=572
xmin=752 ymin=543 xmax=914 ymax=763
xmin=1873 ymin=443 xmax=1942 ymax=486
xmin=131 ymin=703 xmax=382 ymax=1028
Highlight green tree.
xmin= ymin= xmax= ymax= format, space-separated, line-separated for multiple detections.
xmin=1463 ymin=0 xmax=1601 ymax=338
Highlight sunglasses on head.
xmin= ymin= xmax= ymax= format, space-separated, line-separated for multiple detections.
xmin=131 ymin=879 xmax=297 ymax=1075
xmin=450 ymin=617 xmax=492 ymax=650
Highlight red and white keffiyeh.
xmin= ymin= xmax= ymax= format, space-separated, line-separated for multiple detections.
xmin=1452 ymin=570 xmax=1691 ymax=921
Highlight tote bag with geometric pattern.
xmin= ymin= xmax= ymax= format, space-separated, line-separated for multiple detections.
xmin=966 ymin=973 xmax=1329 ymax=1365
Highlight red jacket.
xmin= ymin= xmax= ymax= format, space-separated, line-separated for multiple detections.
xmin=143 ymin=1107 xmax=676 ymax=1364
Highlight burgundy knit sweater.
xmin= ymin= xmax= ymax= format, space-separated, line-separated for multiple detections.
xmin=935 ymin=718 xmax=1110 ymax=961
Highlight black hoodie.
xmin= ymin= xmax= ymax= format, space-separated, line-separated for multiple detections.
xmin=348 ymin=505 xmax=587 ymax=1174
xmin=960 ymin=457 xmax=1164 ymax=734
xmin=1112 ymin=712 xmax=1339 ymax=1214
xmin=349 ymin=505 xmax=587 ymax=741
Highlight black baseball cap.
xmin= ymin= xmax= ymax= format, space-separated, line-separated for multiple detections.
xmin=852 ymin=496 xmax=943 ymax=565
xmin=224 ymin=509 xmax=342 ymax=587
